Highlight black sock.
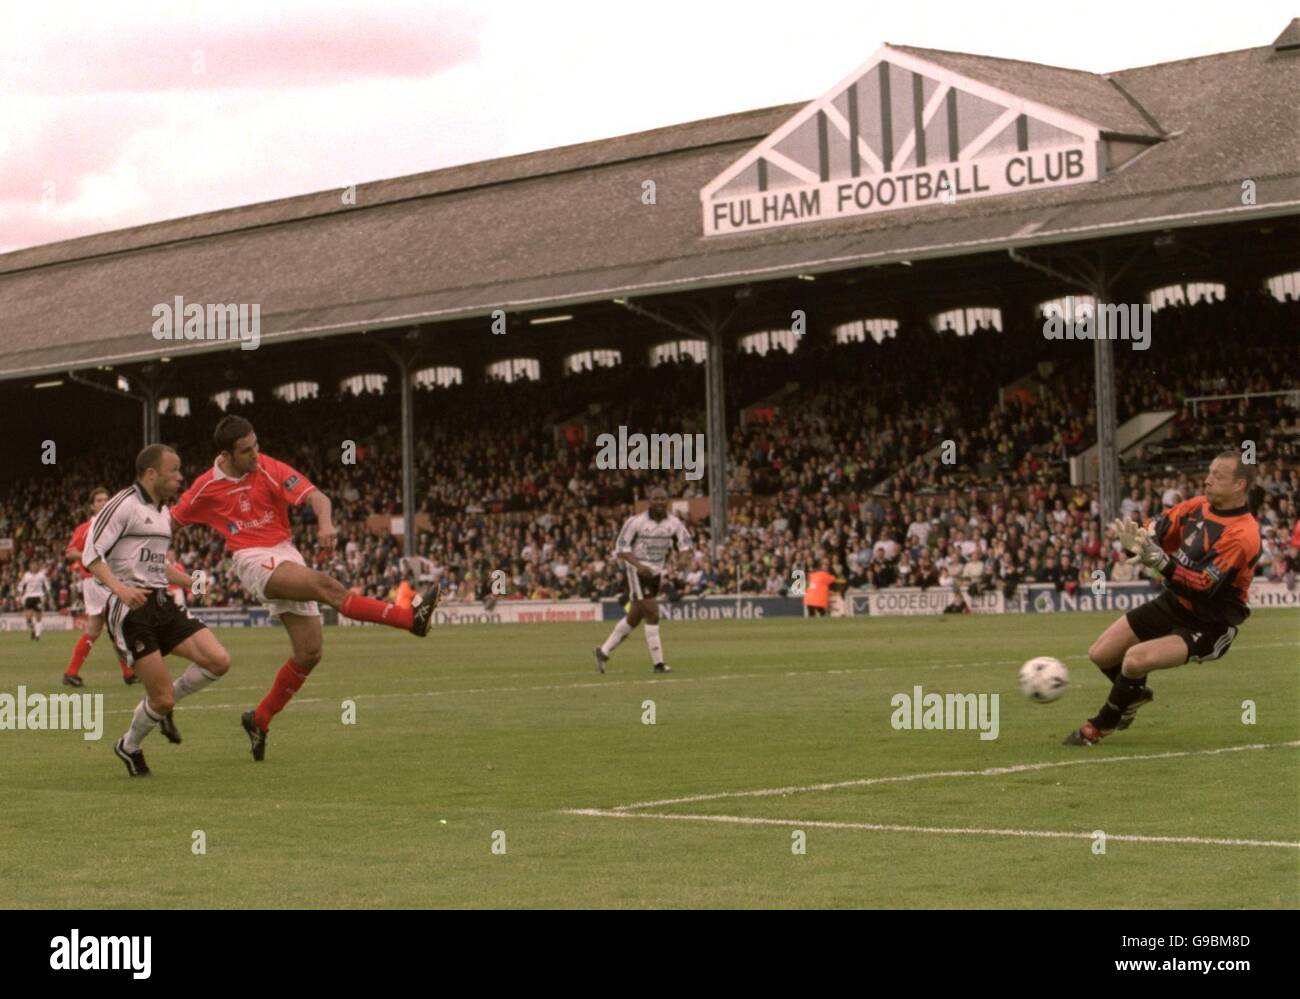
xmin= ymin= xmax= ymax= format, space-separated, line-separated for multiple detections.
xmin=1100 ymin=664 xmax=1121 ymax=682
xmin=1091 ymin=674 xmax=1148 ymax=731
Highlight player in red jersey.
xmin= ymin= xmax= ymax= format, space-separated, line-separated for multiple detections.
xmin=62 ymin=486 xmax=138 ymax=686
xmin=170 ymin=415 xmax=438 ymax=761
xmin=1065 ymin=452 xmax=1262 ymax=746
xmin=165 ymin=547 xmax=188 ymax=609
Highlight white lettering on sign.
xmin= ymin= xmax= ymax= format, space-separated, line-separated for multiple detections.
xmin=704 ymin=146 xmax=1096 ymax=235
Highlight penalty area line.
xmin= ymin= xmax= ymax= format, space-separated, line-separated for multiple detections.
xmin=560 ymin=809 xmax=1300 ymax=850
xmin=606 ymin=740 xmax=1300 ymax=812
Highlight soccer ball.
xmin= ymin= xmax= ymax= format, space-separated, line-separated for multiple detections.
xmin=1018 ymin=657 xmax=1069 ymax=703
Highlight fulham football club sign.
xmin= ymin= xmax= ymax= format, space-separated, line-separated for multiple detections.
xmin=701 ymin=45 xmax=1103 ymax=236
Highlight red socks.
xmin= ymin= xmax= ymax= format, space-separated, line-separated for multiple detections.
xmin=67 ymin=634 xmax=135 ymax=678
xmin=65 ymin=634 xmax=94 ymax=677
xmin=341 ymin=593 xmax=412 ymax=630
xmin=254 ymin=659 xmax=309 ymax=731
xmin=250 ymin=595 xmax=416 ymax=731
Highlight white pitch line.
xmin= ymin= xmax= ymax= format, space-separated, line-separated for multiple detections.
xmin=608 ymin=741 xmax=1300 ymax=812
xmin=92 ymin=637 xmax=1300 ymax=717
xmin=104 ymin=697 xmax=325 ymax=716
xmin=562 ymin=809 xmax=1300 ymax=850
xmin=101 ymin=676 xmax=704 ymax=715
xmin=95 ymin=661 xmax=1008 ymax=716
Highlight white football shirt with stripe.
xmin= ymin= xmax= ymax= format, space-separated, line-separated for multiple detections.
xmin=83 ymin=482 xmax=174 ymax=590
xmin=614 ymin=511 xmax=692 ymax=573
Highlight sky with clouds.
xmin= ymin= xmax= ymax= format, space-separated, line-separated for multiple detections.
xmin=1 ymin=0 xmax=1294 ymax=253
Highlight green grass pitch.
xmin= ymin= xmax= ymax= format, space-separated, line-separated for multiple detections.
xmin=1 ymin=610 xmax=1296 ymax=908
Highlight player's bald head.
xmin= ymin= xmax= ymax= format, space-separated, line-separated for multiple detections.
xmin=1213 ymin=451 xmax=1256 ymax=487
xmin=136 ymin=444 xmax=177 ymax=476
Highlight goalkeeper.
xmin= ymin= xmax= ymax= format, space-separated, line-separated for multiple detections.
xmin=1063 ymin=452 xmax=1261 ymax=746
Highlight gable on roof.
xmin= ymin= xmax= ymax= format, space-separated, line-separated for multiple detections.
xmin=701 ymin=44 xmax=1106 ymax=236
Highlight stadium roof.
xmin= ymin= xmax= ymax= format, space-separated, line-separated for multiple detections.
xmin=1 ymin=31 xmax=1298 ymax=382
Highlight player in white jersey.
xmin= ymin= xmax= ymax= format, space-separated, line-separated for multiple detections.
xmin=19 ymin=562 xmax=52 ymax=639
xmin=594 ymin=487 xmax=692 ymax=674
xmin=85 ymin=445 xmax=233 ymax=777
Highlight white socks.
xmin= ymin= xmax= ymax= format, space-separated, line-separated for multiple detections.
xmin=601 ymin=618 xmax=666 ymax=665
xmin=123 ymin=699 xmax=164 ymax=752
xmin=173 ymin=664 xmax=219 ymax=702
xmin=600 ymin=617 xmax=633 ymax=656
xmin=644 ymin=624 xmax=664 ymax=665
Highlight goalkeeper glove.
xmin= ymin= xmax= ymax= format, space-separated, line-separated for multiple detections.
xmin=1110 ymin=517 xmax=1169 ymax=573
xmin=1111 ymin=517 xmax=1144 ymax=554
xmin=1129 ymin=539 xmax=1170 ymax=573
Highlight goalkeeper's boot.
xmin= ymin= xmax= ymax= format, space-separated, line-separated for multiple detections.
xmin=1062 ymin=720 xmax=1109 ymax=746
xmin=1115 ymin=688 xmax=1155 ymax=731
xmin=594 ymin=648 xmax=608 ymax=674
xmin=241 ymin=710 xmax=268 ymax=762
xmin=653 ymin=662 xmax=672 ymax=674
xmin=409 ymin=584 xmax=441 ymax=637
xmin=159 ymin=711 xmax=182 ymax=745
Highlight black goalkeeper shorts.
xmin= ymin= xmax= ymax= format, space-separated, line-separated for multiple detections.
xmin=1125 ymin=590 xmax=1239 ymax=664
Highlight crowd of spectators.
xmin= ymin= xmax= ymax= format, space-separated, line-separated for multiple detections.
xmin=2 ymin=291 xmax=1296 ymax=612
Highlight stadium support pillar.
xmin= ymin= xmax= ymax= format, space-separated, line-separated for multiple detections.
xmin=1007 ymin=247 xmax=1143 ymax=524
xmin=382 ymin=338 xmax=421 ymax=560
xmin=705 ymin=324 xmax=728 ymax=554
xmin=613 ymin=297 xmax=738 ymax=556
xmin=134 ymin=365 xmax=172 ymax=445
xmin=142 ymin=390 xmax=160 ymax=445
xmin=400 ymin=362 xmax=415 ymax=559
xmin=1092 ymin=325 xmax=1121 ymax=523
xmin=68 ymin=366 xmax=167 ymax=447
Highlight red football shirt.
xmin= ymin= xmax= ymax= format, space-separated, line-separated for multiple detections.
xmin=67 ymin=519 xmax=93 ymax=578
xmin=167 ymin=561 xmax=189 ymax=605
xmin=171 ymin=455 xmax=316 ymax=551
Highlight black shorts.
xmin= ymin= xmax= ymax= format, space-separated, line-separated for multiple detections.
xmin=1125 ymin=590 xmax=1239 ymax=664
xmin=806 ymin=605 xmax=828 ymax=617
xmin=625 ymin=565 xmax=661 ymax=601
xmin=23 ymin=597 xmax=43 ymax=612
xmin=106 ymin=588 xmax=206 ymax=666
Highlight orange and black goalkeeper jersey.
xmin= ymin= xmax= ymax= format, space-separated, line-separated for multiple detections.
xmin=1147 ymin=495 xmax=1261 ymax=626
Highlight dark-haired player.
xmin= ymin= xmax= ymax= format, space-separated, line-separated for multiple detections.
xmin=63 ymin=486 xmax=138 ymax=686
xmin=1065 ymin=452 xmax=1262 ymax=746
xmin=594 ymin=487 xmax=691 ymax=674
xmin=170 ymin=415 xmax=438 ymax=761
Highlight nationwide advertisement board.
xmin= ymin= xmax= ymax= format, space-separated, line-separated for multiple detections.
xmin=603 ymin=596 xmax=805 ymax=621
